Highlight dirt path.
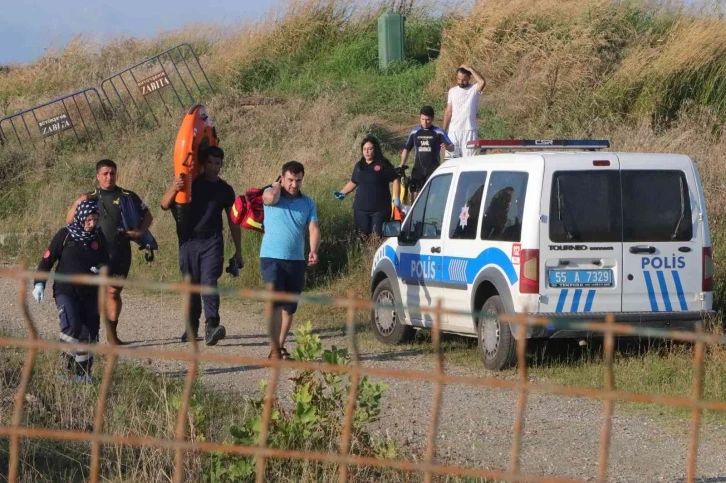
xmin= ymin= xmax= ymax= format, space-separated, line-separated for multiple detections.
xmin=2 ymin=277 xmax=726 ymax=483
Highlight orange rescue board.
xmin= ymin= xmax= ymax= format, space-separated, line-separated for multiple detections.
xmin=173 ymin=104 xmax=219 ymax=204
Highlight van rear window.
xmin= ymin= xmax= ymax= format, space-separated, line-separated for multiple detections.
xmin=549 ymin=170 xmax=693 ymax=243
xmin=549 ymin=171 xmax=621 ymax=243
xmin=622 ymin=171 xmax=692 ymax=242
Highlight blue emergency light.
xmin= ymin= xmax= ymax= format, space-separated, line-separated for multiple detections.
xmin=467 ymin=139 xmax=610 ymax=152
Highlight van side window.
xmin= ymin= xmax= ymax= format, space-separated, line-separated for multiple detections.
xmin=550 ymin=171 xmax=621 ymax=243
xmin=622 ymin=170 xmax=693 ymax=242
xmin=401 ymin=174 xmax=452 ymax=240
xmin=449 ymin=171 xmax=487 ymax=239
xmin=481 ymin=172 xmax=528 ymax=242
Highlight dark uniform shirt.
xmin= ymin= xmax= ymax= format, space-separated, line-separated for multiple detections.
xmin=351 ymin=157 xmax=398 ymax=212
xmin=175 ymin=177 xmax=235 ymax=241
xmin=88 ymin=186 xmax=148 ymax=257
xmin=34 ymin=228 xmax=110 ymax=298
xmin=404 ymin=125 xmax=453 ymax=181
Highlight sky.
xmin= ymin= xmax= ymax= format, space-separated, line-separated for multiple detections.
xmin=0 ymin=0 xmax=715 ymax=65
xmin=0 ymin=0 xmax=284 ymax=64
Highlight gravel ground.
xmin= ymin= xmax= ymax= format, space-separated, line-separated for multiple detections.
xmin=2 ymin=276 xmax=726 ymax=483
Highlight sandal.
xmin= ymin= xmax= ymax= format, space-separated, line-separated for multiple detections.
xmin=267 ymin=348 xmax=294 ymax=360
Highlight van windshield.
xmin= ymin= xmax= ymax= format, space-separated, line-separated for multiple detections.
xmin=549 ymin=170 xmax=693 ymax=243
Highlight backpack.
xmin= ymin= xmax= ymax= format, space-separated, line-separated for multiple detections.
xmin=231 ymin=186 xmax=268 ymax=233
xmin=118 ymin=194 xmax=158 ymax=262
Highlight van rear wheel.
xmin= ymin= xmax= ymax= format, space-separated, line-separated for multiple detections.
xmin=477 ymin=296 xmax=517 ymax=371
xmin=371 ymin=278 xmax=414 ymax=344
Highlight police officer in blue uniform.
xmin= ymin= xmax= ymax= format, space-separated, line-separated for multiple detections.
xmin=333 ymin=135 xmax=400 ymax=236
xmin=161 ymin=146 xmax=243 ymax=345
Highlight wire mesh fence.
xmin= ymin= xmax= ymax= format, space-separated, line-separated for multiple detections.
xmin=1 ymin=265 xmax=725 ymax=483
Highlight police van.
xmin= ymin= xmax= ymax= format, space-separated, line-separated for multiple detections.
xmin=370 ymin=139 xmax=715 ymax=370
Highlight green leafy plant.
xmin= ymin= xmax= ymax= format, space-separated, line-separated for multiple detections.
xmin=207 ymin=321 xmax=393 ymax=482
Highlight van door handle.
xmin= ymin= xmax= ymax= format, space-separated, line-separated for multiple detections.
xmin=678 ymin=247 xmax=692 ymax=253
xmin=431 ymin=246 xmax=441 ymax=254
xmin=629 ymin=245 xmax=656 ymax=254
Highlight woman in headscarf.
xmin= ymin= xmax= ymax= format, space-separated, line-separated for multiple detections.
xmin=32 ymin=199 xmax=110 ymax=382
xmin=334 ymin=135 xmax=400 ymax=237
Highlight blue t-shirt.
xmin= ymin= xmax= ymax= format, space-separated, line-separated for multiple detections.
xmin=260 ymin=191 xmax=318 ymax=261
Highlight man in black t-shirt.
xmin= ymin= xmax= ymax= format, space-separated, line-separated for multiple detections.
xmin=66 ymin=159 xmax=153 ymax=345
xmin=161 ymin=146 xmax=243 ymax=346
xmin=395 ymin=105 xmax=454 ymax=203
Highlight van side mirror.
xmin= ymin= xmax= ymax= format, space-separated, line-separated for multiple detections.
xmin=382 ymin=220 xmax=401 ymax=237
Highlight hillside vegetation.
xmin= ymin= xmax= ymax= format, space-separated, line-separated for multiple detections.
xmin=0 ymin=0 xmax=724 ymax=300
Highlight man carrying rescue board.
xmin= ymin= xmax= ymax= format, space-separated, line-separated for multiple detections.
xmin=65 ymin=159 xmax=153 ymax=345
xmin=161 ymin=146 xmax=242 ymax=345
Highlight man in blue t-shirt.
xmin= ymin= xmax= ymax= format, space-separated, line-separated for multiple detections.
xmin=260 ymin=160 xmax=320 ymax=360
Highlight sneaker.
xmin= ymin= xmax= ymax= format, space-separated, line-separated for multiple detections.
xmin=205 ymin=321 xmax=226 ymax=346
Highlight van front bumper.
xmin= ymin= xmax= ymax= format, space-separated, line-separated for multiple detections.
xmin=528 ymin=311 xmax=716 ymax=339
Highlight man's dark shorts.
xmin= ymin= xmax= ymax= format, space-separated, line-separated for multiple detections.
xmin=260 ymin=258 xmax=307 ymax=314
xmin=108 ymin=247 xmax=132 ymax=289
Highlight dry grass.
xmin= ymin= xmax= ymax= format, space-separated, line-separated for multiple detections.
xmin=433 ymin=0 xmax=726 ymax=131
xmin=0 ymin=348 xmax=246 ymax=482
xmin=0 ymin=0 xmax=724 ymax=299
xmin=1 ymin=0 xmax=724 ymax=297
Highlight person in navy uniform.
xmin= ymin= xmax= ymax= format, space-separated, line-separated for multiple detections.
xmin=33 ymin=199 xmax=110 ymax=382
xmin=395 ymin=105 xmax=455 ymax=203
xmin=333 ymin=135 xmax=400 ymax=237
xmin=161 ymin=146 xmax=243 ymax=345
xmin=66 ymin=159 xmax=153 ymax=345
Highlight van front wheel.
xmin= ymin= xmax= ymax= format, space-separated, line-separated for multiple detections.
xmin=477 ymin=296 xmax=516 ymax=371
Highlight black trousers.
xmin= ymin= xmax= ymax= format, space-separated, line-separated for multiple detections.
xmin=353 ymin=208 xmax=390 ymax=236
xmin=179 ymin=233 xmax=224 ymax=327
xmin=56 ymin=292 xmax=99 ymax=374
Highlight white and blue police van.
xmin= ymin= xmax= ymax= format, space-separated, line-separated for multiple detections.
xmin=370 ymin=139 xmax=715 ymax=370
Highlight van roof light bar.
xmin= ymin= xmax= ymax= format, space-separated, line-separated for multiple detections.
xmin=468 ymin=139 xmax=610 ymax=153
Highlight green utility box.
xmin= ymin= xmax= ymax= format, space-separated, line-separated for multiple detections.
xmin=378 ymin=12 xmax=405 ymax=69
